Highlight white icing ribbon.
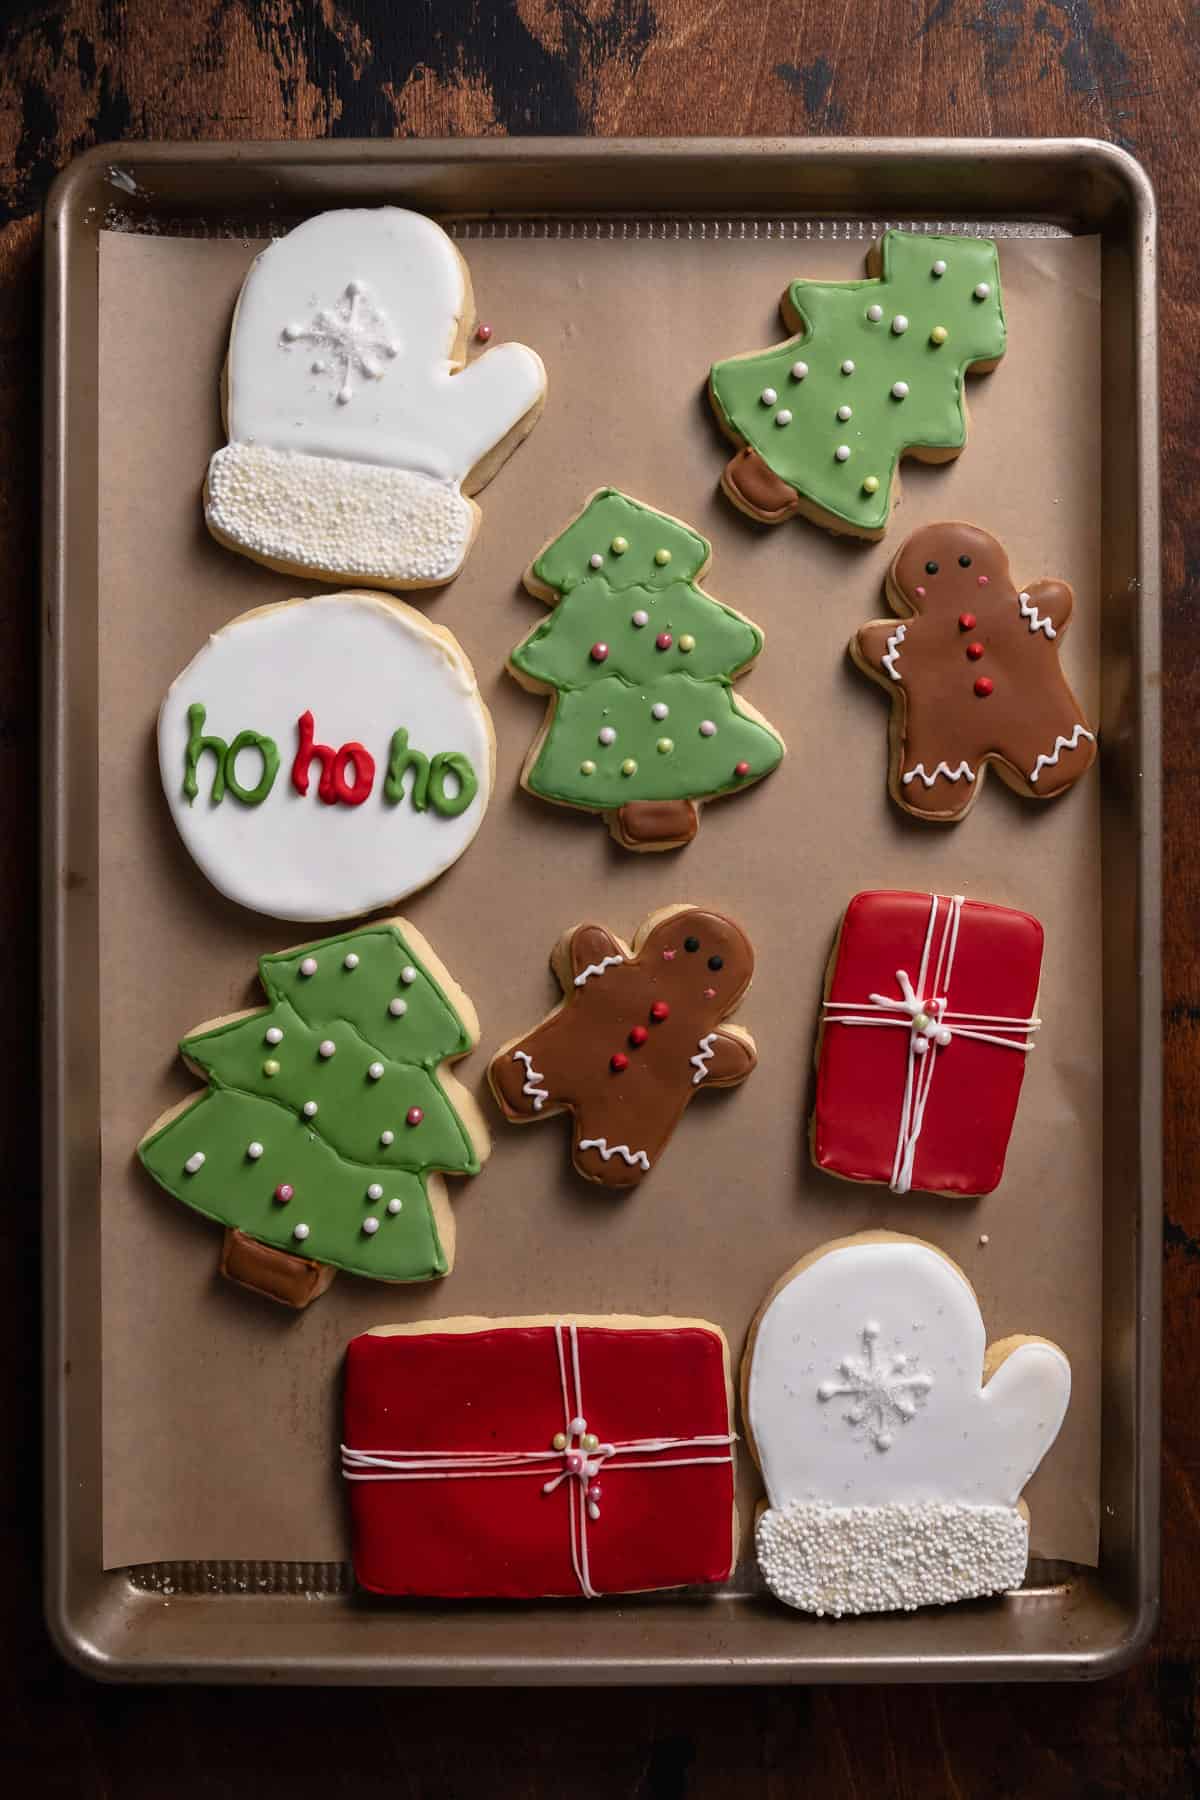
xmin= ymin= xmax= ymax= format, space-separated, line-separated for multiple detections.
xmin=689 ymin=1032 xmax=718 ymax=1085
xmin=341 ymin=1322 xmax=735 ymax=1599
xmin=1018 ymin=590 xmax=1056 ymax=639
xmin=573 ymin=955 xmax=624 ymax=987
xmin=822 ymin=892 xmax=1040 ymax=1195
xmin=1027 ymin=722 xmax=1095 ymax=784
xmin=578 ymin=1137 xmax=651 ymax=1171
xmin=511 ymin=1048 xmax=548 ymax=1111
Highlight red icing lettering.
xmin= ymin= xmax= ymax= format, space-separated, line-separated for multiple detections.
xmin=291 ymin=711 xmax=375 ymax=805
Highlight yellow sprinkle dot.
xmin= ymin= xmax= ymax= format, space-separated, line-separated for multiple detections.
xmin=262 ymin=1058 xmax=280 ymax=1077
xmin=930 ymin=325 xmax=949 ymax=345
xmin=552 ymin=1432 xmax=567 ymax=1450
xmin=862 ymin=476 xmax=880 ymax=495
xmin=621 ymin=758 xmax=638 ymax=776
xmin=579 ymin=759 xmax=596 ymax=775
xmin=678 ymin=633 xmax=696 ymax=652
xmin=654 ymin=548 xmax=672 ymax=566
xmin=656 ymin=737 xmax=674 ymax=754
xmin=581 ymin=1432 xmax=599 ymax=1451
xmin=611 ymin=535 xmax=628 ymax=554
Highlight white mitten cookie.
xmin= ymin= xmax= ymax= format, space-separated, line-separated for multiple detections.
xmin=742 ymin=1232 xmax=1071 ymax=1616
xmin=205 ymin=207 xmax=547 ymax=589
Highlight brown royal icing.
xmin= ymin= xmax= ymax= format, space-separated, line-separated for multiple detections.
xmin=488 ymin=906 xmax=758 ymax=1188
xmin=854 ymin=522 xmax=1097 ymax=822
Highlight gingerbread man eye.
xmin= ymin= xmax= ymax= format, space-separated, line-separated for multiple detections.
xmin=958 ymin=554 xmax=972 ymax=568
xmin=708 ymin=955 xmax=724 ymax=971
xmin=925 ymin=560 xmax=939 ymax=575
xmin=684 ymin=937 xmax=700 ymax=953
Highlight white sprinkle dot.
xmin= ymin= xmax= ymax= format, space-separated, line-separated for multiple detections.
xmin=892 ymin=380 xmax=909 ymax=400
xmin=389 ymin=998 xmax=408 ymax=1017
xmin=932 ymin=258 xmax=947 ymax=276
xmin=367 ymin=1061 xmax=384 ymax=1081
xmin=631 ymin=609 xmax=649 ymax=627
xmin=387 ymin=1198 xmax=403 ymax=1215
xmin=184 ymin=1152 xmax=205 ymax=1175
xmin=699 ymin=720 xmax=717 ymax=737
xmin=790 ymin=360 xmax=808 ymax=380
xmin=367 ymin=1182 xmax=383 ymax=1201
xmin=835 ymin=445 xmax=851 ymax=462
xmin=318 ymin=1039 xmax=336 ymax=1059
xmin=343 ymin=952 xmax=359 ymax=970
xmin=760 ymin=386 xmax=778 ymax=405
xmin=247 ymin=1142 xmax=264 ymax=1160
xmin=866 ymin=304 xmax=883 ymax=322
xmin=362 ymin=1217 xmax=380 ymax=1236
xmin=775 ymin=408 xmax=793 ymax=426
xmin=400 ymin=965 xmax=417 ymax=985
xmin=979 ymin=1233 xmax=990 ymax=1246
xmin=974 ymin=282 xmax=991 ymax=300
xmin=837 ymin=404 xmax=852 ymax=421
xmin=891 ymin=314 xmax=909 ymax=335
xmin=841 ymin=359 xmax=855 ymax=375
xmin=292 ymin=1222 xmax=310 ymax=1242
xmin=651 ymin=703 xmax=669 ymax=720
xmin=299 ymin=957 xmax=318 ymax=977
xmin=380 ymin=1129 xmax=395 ymax=1146
xmin=589 ymin=553 xmax=603 ymax=569
xmin=265 ymin=1026 xmax=283 ymax=1046
xmin=598 ymin=726 xmax=617 ymax=745
xmin=302 ymin=1101 xmax=318 ymax=1118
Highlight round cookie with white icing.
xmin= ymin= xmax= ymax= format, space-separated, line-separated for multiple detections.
xmin=741 ymin=1232 xmax=1071 ymax=1617
xmin=158 ymin=591 xmax=494 ymax=921
xmin=204 ymin=207 xmax=547 ymax=589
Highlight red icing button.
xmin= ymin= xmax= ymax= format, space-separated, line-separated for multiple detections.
xmin=958 ymin=612 xmax=976 ymax=631
xmin=966 ymin=641 xmax=984 ymax=660
xmin=273 ymin=1183 xmax=294 ymax=1204
xmin=629 ymin=1025 xmax=649 ymax=1047
xmin=590 ymin=642 xmax=609 ymax=662
xmin=734 ymin=761 xmax=751 ymax=777
xmin=406 ymin=1106 xmax=424 ymax=1126
xmin=610 ymin=1052 xmax=629 ymax=1072
xmin=650 ymin=1001 xmax=670 ymax=1023
xmin=655 ymin=632 xmax=673 ymax=651
xmin=974 ymin=676 xmax=994 ymax=698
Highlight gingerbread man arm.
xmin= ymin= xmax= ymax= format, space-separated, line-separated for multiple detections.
xmin=689 ymin=1026 xmax=757 ymax=1089
xmin=1017 ymin=578 xmax=1073 ymax=637
xmin=563 ymin=923 xmax=628 ymax=987
xmin=488 ymin=1021 xmax=561 ymax=1122
xmin=854 ymin=619 xmax=908 ymax=682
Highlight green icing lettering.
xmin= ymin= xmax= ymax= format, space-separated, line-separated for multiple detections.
xmin=184 ymin=702 xmax=228 ymax=804
xmin=511 ymin=490 xmax=784 ymax=815
xmin=136 ymin=922 xmax=482 ymax=1284
xmin=224 ymin=730 xmax=279 ymax=805
xmin=428 ymin=751 xmax=478 ymax=818
xmin=385 ymin=728 xmax=431 ymax=810
xmin=709 ymin=232 xmax=1006 ymax=533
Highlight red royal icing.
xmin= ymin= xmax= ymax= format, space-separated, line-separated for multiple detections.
xmin=974 ymin=676 xmax=994 ymax=698
xmin=650 ymin=1001 xmax=670 ymax=1023
xmin=966 ymin=642 xmax=985 ymax=661
xmin=958 ymin=612 xmax=976 ymax=631
xmin=629 ymin=1026 xmax=649 ymax=1047
xmin=610 ymin=1052 xmax=630 ymax=1072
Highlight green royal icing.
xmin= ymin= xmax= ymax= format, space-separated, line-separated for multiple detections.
xmin=138 ymin=922 xmax=481 ymax=1283
xmin=513 ymin=490 xmax=783 ymax=809
xmin=709 ymin=232 xmax=1006 ymax=534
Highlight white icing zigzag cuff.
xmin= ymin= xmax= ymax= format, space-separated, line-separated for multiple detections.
xmin=205 ymin=442 xmax=475 ymax=584
xmin=755 ymin=1500 xmax=1029 ymax=1617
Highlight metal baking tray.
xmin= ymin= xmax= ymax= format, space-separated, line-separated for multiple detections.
xmin=42 ymin=138 xmax=1160 ymax=1684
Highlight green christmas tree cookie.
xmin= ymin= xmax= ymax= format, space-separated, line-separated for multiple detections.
xmin=510 ymin=490 xmax=785 ymax=851
xmin=709 ymin=232 xmax=1006 ymax=540
xmin=138 ymin=919 xmax=488 ymax=1308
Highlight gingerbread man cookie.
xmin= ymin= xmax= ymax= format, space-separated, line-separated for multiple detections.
xmin=488 ymin=905 xmax=758 ymax=1189
xmin=851 ymin=522 xmax=1097 ymax=823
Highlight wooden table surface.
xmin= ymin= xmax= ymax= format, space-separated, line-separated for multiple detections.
xmin=2 ymin=2 xmax=1194 ymax=1793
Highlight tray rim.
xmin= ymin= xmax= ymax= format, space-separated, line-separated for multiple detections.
xmin=41 ymin=133 xmax=1162 ymax=1686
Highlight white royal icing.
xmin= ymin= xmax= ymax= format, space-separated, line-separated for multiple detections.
xmin=1017 ymin=589 xmax=1057 ymax=639
xmin=881 ymin=622 xmax=906 ymax=681
xmin=1027 ymin=723 xmax=1095 ymax=784
xmin=902 ymin=760 xmax=976 ymax=787
xmin=689 ymin=1032 xmax=718 ymax=1086
xmin=158 ymin=591 xmax=492 ymax=922
xmin=573 ymin=956 xmax=624 ymax=987
xmin=512 ymin=1048 xmax=549 ymax=1111
xmin=207 ymin=207 xmax=546 ymax=586
xmin=578 ymin=1137 xmax=651 ymax=1171
xmin=747 ymin=1238 xmax=1070 ymax=1612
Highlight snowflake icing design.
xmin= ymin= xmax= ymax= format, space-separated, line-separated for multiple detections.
xmin=817 ymin=1320 xmax=933 ymax=1451
xmin=280 ymin=280 xmax=399 ymax=406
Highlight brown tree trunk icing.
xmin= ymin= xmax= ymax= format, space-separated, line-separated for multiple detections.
xmin=612 ymin=799 xmax=700 ymax=850
xmin=722 ymin=447 xmax=801 ymax=523
xmin=219 ymin=1227 xmax=336 ymax=1309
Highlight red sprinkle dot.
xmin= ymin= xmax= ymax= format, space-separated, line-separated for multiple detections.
xmin=610 ymin=1052 xmax=629 ymax=1073
xmin=273 ymin=1183 xmax=294 ymax=1204
xmin=476 ymin=323 xmax=492 ymax=342
xmin=629 ymin=1025 xmax=649 ymax=1047
xmin=590 ymin=642 xmax=609 ymax=662
xmin=406 ymin=1106 xmax=424 ymax=1126
xmin=650 ymin=1000 xmax=670 ymax=1023
xmin=655 ymin=632 xmax=673 ymax=651
xmin=966 ymin=641 xmax=985 ymax=661
xmin=734 ymin=761 xmax=751 ymax=777
xmin=974 ymin=676 xmax=994 ymax=698
xmin=958 ymin=612 xmax=976 ymax=631
xmin=977 ymin=574 xmax=989 ymax=586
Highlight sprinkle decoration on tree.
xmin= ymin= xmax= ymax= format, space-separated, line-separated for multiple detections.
xmin=138 ymin=920 xmax=488 ymax=1306
xmin=509 ymin=489 xmax=784 ymax=851
xmin=709 ymin=232 xmax=1007 ymax=539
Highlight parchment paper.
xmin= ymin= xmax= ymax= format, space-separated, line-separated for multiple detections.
xmin=98 ymin=224 xmax=1102 ymax=1571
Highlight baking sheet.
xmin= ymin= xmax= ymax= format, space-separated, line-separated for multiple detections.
xmin=97 ymin=224 xmax=1102 ymax=1572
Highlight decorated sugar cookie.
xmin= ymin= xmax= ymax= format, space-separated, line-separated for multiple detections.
xmin=158 ymin=591 xmax=493 ymax=921
xmin=852 ymin=522 xmax=1097 ymax=821
xmin=343 ymin=1315 xmax=737 ymax=1598
xmin=510 ymin=490 xmax=785 ymax=851
xmin=742 ymin=1233 xmax=1071 ymax=1616
xmin=709 ymin=232 xmax=1005 ymax=538
xmin=138 ymin=919 xmax=488 ymax=1307
xmin=488 ymin=904 xmax=758 ymax=1189
xmin=812 ymin=890 xmax=1043 ymax=1197
xmin=205 ymin=207 xmax=547 ymax=588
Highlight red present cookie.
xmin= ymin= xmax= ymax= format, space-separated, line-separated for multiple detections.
xmin=811 ymin=890 xmax=1043 ymax=1197
xmin=852 ymin=522 xmax=1097 ymax=822
xmin=342 ymin=1316 xmax=737 ymax=1599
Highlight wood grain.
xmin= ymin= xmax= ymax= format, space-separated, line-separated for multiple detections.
xmin=2 ymin=0 xmax=1195 ymax=1791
